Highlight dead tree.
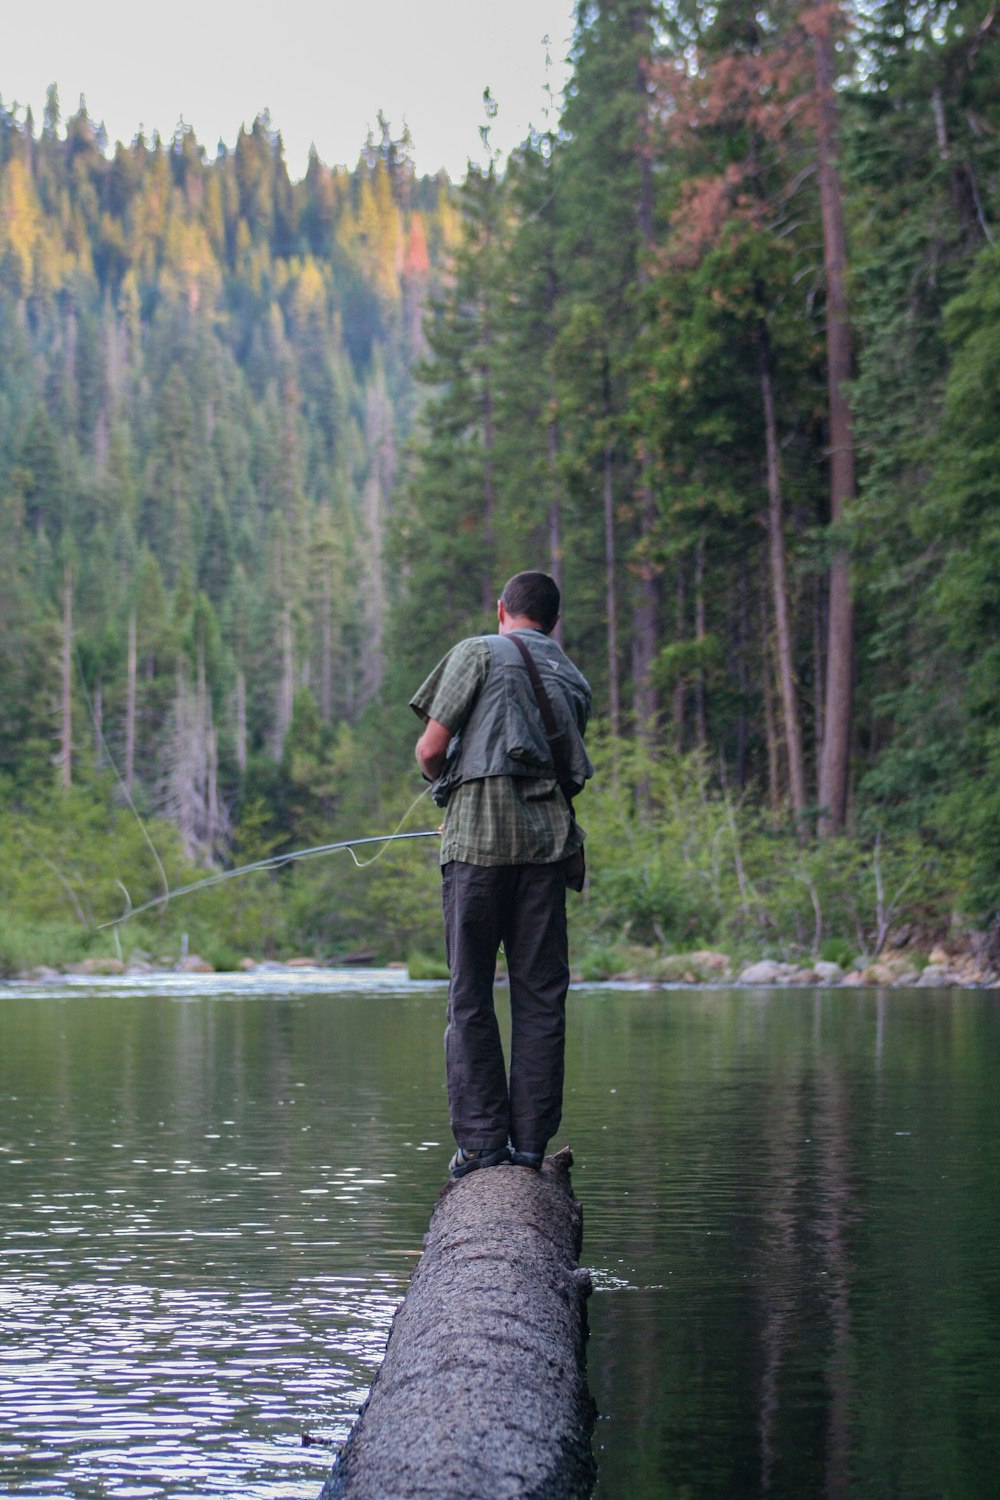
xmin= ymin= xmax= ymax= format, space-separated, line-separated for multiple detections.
xmin=319 ymin=1148 xmax=597 ymax=1500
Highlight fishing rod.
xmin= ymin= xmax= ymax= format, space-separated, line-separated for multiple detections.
xmin=70 ymin=641 xmax=440 ymax=933
xmin=98 ymin=829 xmax=441 ymax=930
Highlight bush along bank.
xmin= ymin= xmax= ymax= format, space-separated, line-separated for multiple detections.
xmin=3 ymin=742 xmax=999 ymax=987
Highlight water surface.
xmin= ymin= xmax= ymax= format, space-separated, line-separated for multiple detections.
xmin=1 ymin=973 xmax=998 ymax=1498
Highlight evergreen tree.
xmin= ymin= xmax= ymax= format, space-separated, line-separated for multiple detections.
xmin=390 ymin=123 xmax=509 ymax=680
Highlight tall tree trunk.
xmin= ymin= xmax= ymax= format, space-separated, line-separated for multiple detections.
xmin=93 ymin=679 xmax=103 ymax=768
xmin=760 ymin=336 xmax=807 ymax=818
xmin=480 ymin=267 xmax=497 ymax=618
xmin=694 ymin=532 xmax=707 ymax=753
xmin=321 ymin=567 xmax=333 ymax=723
xmin=812 ymin=0 xmax=857 ymax=833
xmin=235 ymin=668 xmax=247 ymax=774
xmin=736 ymin=559 xmax=749 ymax=788
xmin=362 ymin=377 xmax=394 ymax=706
xmin=197 ymin=638 xmax=208 ymax=745
xmin=673 ymin=562 xmax=686 ymax=754
xmin=547 ymin=408 xmax=565 ymax=646
xmin=630 ymin=16 xmax=661 ymax=735
xmin=171 ymin=667 xmax=196 ymax=859
xmin=545 ymin=258 xmax=565 ymax=647
xmin=547 ymin=464 xmax=562 ymax=590
xmin=631 ymin=469 xmax=661 ymax=737
xmin=125 ymin=608 xmax=137 ymax=796
xmin=273 ymin=603 xmax=294 ymax=761
xmin=207 ymin=722 xmax=221 ymax=861
xmin=61 ymin=564 xmax=73 ymax=789
xmin=603 ymin=440 xmax=621 ymax=735
xmin=760 ymin=557 xmax=781 ymax=813
xmin=813 ymin=575 xmax=826 ymax=767
xmin=361 ymin=468 xmax=385 ymax=705
xmin=197 ymin=639 xmax=210 ymax=854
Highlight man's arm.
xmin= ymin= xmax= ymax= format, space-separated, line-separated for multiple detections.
xmin=410 ymin=639 xmax=491 ymax=781
xmin=415 ymin=717 xmax=453 ymax=780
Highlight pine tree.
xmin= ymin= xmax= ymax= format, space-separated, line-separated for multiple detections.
xmin=391 ymin=124 xmax=510 ymax=673
xmin=556 ymin=0 xmax=665 ymax=730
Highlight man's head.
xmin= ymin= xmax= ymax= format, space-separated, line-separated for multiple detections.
xmin=498 ymin=571 xmax=561 ymax=635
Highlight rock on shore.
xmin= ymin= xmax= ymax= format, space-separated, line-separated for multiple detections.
xmin=11 ymin=943 xmax=999 ymax=988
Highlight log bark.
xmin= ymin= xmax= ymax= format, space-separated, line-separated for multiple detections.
xmin=319 ymin=1148 xmax=596 ymax=1500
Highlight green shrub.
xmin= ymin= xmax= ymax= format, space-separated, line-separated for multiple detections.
xmin=0 ymin=918 xmax=95 ymax=975
xmin=200 ymin=940 xmax=242 ymax=973
xmin=0 ymin=738 xmax=967 ymax=972
xmin=576 ymin=943 xmax=633 ymax=981
xmin=820 ymin=937 xmax=856 ymax=969
xmin=407 ymin=951 xmax=450 ymax=981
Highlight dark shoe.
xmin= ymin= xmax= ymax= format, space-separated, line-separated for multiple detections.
xmin=509 ymin=1148 xmax=543 ymax=1169
xmin=449 ymin=1145 xmax=510 ymax=1178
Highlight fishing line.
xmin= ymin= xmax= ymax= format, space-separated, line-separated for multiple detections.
xmin=339 ymin=785 xmax=435 ymax=867
xmin=71 ymin=637 xmax=438 ymax=932
xmin=97 ymin=786 xmax=439 ymax=929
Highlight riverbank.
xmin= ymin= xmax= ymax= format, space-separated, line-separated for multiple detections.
xmin=10 ymin=938 xmax=1000 ymax=989
xmin=573 ymin=942 xmax=1000 ymax=989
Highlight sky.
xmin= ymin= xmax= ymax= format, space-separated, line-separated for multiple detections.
xmin=7 ymin=0 xmax=579 ymax=182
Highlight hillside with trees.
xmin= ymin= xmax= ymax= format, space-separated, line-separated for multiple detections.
xmin=1 ymin=0 xmax=999 ymax=977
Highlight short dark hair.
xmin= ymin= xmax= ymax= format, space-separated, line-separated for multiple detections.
xmin=500 ymin=571 xmax=561 ymax=633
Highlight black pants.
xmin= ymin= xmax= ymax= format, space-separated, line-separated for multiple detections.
xmin=441 ymin=859 xmax=569 ymax=1156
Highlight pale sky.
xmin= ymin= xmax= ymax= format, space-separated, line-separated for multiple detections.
xmin=6 ymin=0 xmax=578 ymax=182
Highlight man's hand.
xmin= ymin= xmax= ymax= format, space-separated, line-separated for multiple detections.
xmin=415 ymin=718 xmax=452 ymax=781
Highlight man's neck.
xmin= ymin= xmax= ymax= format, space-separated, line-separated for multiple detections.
xmin=499 ymin=615 xmax=545 ymax=637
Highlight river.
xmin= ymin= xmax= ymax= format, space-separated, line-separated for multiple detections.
xmin=1 ymin=972 xmax=998 ymax=1498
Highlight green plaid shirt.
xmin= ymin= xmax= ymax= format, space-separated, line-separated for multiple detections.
xmin=410 ymin=635 xmax=585 ymax=867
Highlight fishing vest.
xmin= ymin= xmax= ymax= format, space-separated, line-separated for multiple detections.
xmin=431 ymin=631 xmax=594 ymax=808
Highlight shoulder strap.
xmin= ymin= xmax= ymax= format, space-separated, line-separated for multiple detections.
xmin=508 ymin=633 xmax=574 ymax=807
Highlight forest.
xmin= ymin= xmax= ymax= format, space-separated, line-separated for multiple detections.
xmin=0 ymin=0 xmax=998 ymax=977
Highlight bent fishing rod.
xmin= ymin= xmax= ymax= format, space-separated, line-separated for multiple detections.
xmin=98 ymin=829 xmax=441 ymax=930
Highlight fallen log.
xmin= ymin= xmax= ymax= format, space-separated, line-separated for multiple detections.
xmin=319 ymin=1146 xmax=596 ymax=1500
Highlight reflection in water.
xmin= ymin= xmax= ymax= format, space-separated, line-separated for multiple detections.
xmin=563 ymin=987 xmax=1000 ymax=1499
xmin=0 ymin=972 xmax=445 ymax=1499
xmin=1 ymin=976 xmax=999 ymax=1498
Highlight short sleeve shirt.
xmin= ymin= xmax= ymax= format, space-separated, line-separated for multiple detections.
xmin=410 ymin=635 xmax=584 ymax=868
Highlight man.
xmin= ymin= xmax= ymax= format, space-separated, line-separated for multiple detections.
xmin=410 ymin=570 xmax=593 ymax=1179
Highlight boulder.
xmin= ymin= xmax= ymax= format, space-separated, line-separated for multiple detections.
xmin=915 ymin=964 xmax=962 ymax=988
xmin=861 ymin=956 xmax=923 ymax=987
xmin=656 ymin=951 xmax=731 ymax=983
xmin=685 ymin=949 xmax=733 ymax=976
xmin=739 ymin=959 xmax=793 ymax=984
xmin=67 ymin=957 xmax=126 ymax=976
xmin=814 ymin=961 xmax=845 ymax=983
xmin=176 ymin=953 xmax=215 ymax=973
